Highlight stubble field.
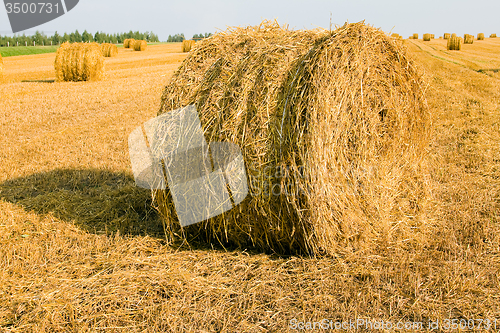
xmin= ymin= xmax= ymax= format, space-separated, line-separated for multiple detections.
xmin=0 ymin=38 xmax=499 ymax=332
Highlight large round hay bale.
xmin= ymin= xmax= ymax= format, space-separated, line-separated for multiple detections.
xmin=447 ymin=36 xmax=462 ymax=50
xmin=423 ymin=33 xmax=431 ymax=41
xmin=451 ymin=33 xmax=457 ymax=38
xmin=477 ymin=33 xmax=485 ymax=40
xmin=181 ymin=40 xmax=196 ymax=52
xmin=413 ymin=33 xmax=419 ymax=39
xmin=100 ymin=43 xmax=118 ymax=57
xmin=124 ymin=39 xmax=135 ymax=48
xmin=155 ymin=22 xmax=430 ymax=255
xmin=464 ymin=34 xmax=474 ymax=44
xmin=54 ymin=42 xmax=104 ymax=81
xmin=444 ymin=33 xmax=451 ymax=39
xmin=133 ymin=40 xmax=147 ymax=51
xmin=490 ymin=33 xmax=497 ymax=38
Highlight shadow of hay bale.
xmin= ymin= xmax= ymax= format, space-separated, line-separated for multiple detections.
xmin=0 ymin=169 xmax=164 ymax=236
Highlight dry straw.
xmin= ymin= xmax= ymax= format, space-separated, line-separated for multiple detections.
xmin=0 ymin=52 xmax=3 ymax=76
xmin=490 ymin=33 xmax=497 ymax=38
xmin=413 ymin=33 xmax=418 ymax=39
xmin=447 ymin=36 xmax=462 ymax=50
xmin=181 ymin=40 xmax=196 ymax=52
xmin=124 ymin=38 xmax=136 ymax=48
xmin=423 ymin=33 xmax=431 ymax=41
xmin=464 ymin=34 xmax=474 ymax=44
xmin=54 ymin=42 xmax=104 ymax=81
xmin=477 ymin=33 xmax=485 ymax=40
xmin=100 ymin=43 xmax=118 ymax=57
xmin=444 ymin=33 xmax=451 ymax=39
xmin=133 ymin=40 xmax=147 ymax=51
xmin=155 ymin=21 xmax=430 ymax=255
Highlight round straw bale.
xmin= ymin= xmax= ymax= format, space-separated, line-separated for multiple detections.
xmin=423 ymin=33 xmax=431 ymax=41
xmin=413 ymin=33 xmax=418 ymax=39
xmin=133 ymin=40 xmax=147 ymax=51
xmin=477 ymin=33 xmax=485 ymax=40
xmin=154 ymin=22 xmax=430 ymax=255
xmin=451 ymin=33 xmax=457 ymax=38
xmin=181 ymin=40 xmax=196 ymax=52
xmin=54 ymin=42 xmax=104 ymax=81
xmin=124 ymin=39 xmax=136 ymax=48
xmin=447 ymin=36 xmax=462 ymax=50
xmin=490 ymin=33 xmax=497 ymax=38
xmin=444 ymin=33 xmax=451 ymax=39
xmin=100 ymin=43 xmax=118 ymax=57
xmin=430 ymin=34 xmax=435 ymax=39
xmin=463 ymin=34 xmax=474 ymax=44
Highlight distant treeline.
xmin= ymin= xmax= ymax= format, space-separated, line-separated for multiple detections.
xmin=0 ymin=30 xmax=160 ymax=47
xmin=166 ymin=32 xmax=213 ymax=42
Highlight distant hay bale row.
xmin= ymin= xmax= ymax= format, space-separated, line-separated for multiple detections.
xmin=182 ymin=40 xmax=196 ymax=52
xmin=464 ymin=34 xmax=474 ymax=44
xmin=156 ymin=22 xmax=430 ymax=255
xmin=444 ymin=33 xmax=451 ymax=39
xmin=124 ymin=39 xmax=135 ymax=48
xmin=134 ymin=40 xmax=147 ymax=51
xmin=391 ymin=33 xmax=402 ymax=39
xmin=477 ymin=33 xmax=485 ymax=40
xmin=447 ymin=36 xmax=461 ymax=50
xmin=423 ymin=33 xmax=431 ymax=41
xmin=54 ymin=42 xmax=104 ymax=81
xmin=100 ymin=43 xmax=118 ymax=57
xmin=491 ymin=34 xmax=497 ymax=38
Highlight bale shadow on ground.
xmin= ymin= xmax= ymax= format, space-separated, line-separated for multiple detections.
xmin=0 ymin=168 xmax=165 ymax=237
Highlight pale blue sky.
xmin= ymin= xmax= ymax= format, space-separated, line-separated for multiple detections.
xmin=1 ymin=0 xmax=499 ymax=40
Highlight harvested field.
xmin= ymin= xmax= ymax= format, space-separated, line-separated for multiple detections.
xmin=0 ymin=27 xmax=500 ymax=332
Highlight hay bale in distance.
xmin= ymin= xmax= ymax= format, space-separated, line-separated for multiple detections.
xmin=444 ymin=33 xmax=451 ymax=39
xmin=464 ymin=34 xmax=474 ymax=44
xmin=423 ymin=33 xmax=431 ymax=41
xmin=133 ymin=40 xmax=147 ymax=51
xmin=100 ymin=43 xmax=118 ymax=57
xmin=451 ymin=33 xmax=457 ymax=38
xmin=477 ymin=33 xmax=485 ymax=40
xmin=413 ymin=33 xmax=418 ymax=39
xmin=181 ymin=40 xmax=196 ymax=52
xmin=430 ymin=34 xmax=435 ymax=39
xmin=447 ymin=36 xmax=462 ymax=50
xmin=54 ymin=42 xmax=104 ymax=81
xmin=155 ymin=22 xmax=430 ymax=255
xmin=490 ymin=33 xmax=497 ymax=38
xmin=124 ymin=39 xmax=136 ymax=48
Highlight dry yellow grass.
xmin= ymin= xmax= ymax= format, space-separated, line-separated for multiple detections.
xmin=181 ymin=39 xmax=195 ymax=52
xmin=0 ymin=52 xmax=3 ymax=75
xmin=478 ymin=33 xmax=485 ymax=40
xmin=54 ymin=42 xmax=104 ymax=81
xmin=100 ymin=43 xmax=118 ymax=57
xmin=0 ymin=33 xmax=500 ymax=331
xmin=133 ymin=40 xmax=147 ymax=51
xmin=423 ymin=33 xmax=431 ymax=41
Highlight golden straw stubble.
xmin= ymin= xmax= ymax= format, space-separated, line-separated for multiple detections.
xmin=447 ymin=36 xmax=462 ymax=50
xmin=181 ymin=40 xmax=196 ymax=52
xmin=54 ymin=42 xmax=105 ymax=81
xmin=100 ymin=43 xmax=118 ymax=57
xmin=0 ymin=52 xmax=3 ymax=76
xmin=133 ymin=40 xmax=147 ymax=51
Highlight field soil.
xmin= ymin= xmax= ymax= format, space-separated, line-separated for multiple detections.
xmin=0 ymin=39 xmax=499 ymax=332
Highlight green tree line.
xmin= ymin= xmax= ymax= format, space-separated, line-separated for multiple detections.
xmin=0 ymin=30 xmax=160 ymax=47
